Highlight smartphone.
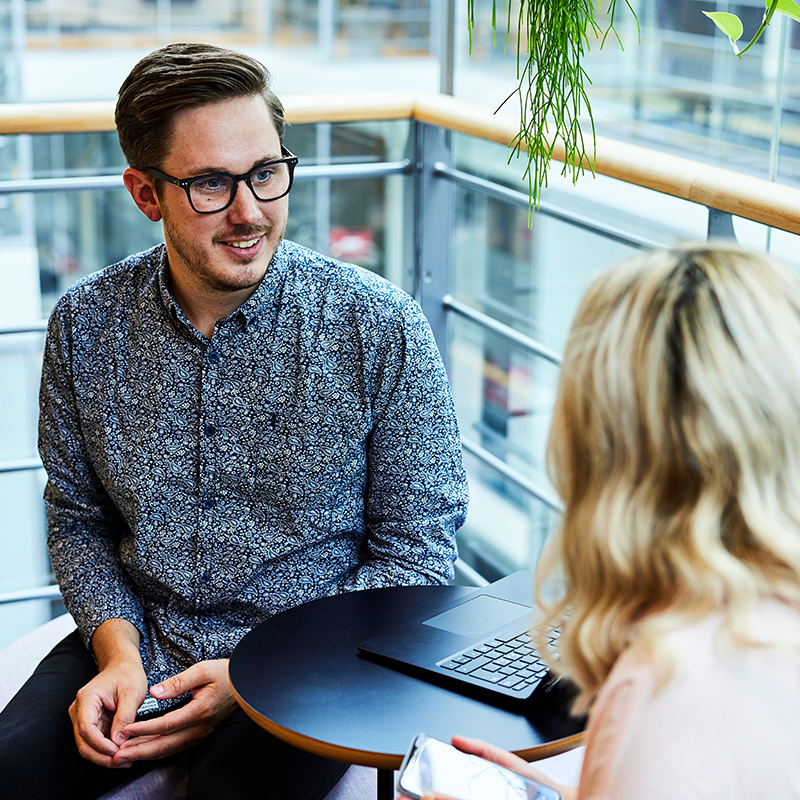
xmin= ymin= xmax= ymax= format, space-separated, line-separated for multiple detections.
xmin=397 ymin=733 xmax=561 ymax=800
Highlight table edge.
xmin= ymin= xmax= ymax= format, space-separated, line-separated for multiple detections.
xmin=233 ymin=684 xmax=585 ymax=770
xmin=515 ymin=731 xmax=585 ymax=762
xmin=233 ymin=685 xmax=402 ymax=769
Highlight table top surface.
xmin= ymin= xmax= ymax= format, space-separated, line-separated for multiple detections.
xmin=229 ymin=583 xmax=585 ymax=770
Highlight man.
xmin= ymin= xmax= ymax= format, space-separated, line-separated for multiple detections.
xmin=0 ymin=42 xmax=468 ymax=799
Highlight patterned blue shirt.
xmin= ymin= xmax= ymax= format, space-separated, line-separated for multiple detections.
xmin=39 ymin=240 xmax=468 ymax=695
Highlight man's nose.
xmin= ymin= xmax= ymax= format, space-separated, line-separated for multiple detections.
xmin=226 ymin=180 xmax=262 ymax=223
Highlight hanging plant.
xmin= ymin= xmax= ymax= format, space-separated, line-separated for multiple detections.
xmin=703 ymin=0 xmax=800 ymax=57
xmin=467 ymin=0 xmax=637 ymax=218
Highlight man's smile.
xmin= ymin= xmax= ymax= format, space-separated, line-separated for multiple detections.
xmin=225 ymin=237 xmax=261 ymax=249
xmin=214 ymin=224 xmax=269 ymax=249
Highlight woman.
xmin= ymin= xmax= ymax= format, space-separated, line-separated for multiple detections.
xmin=403 ymin=243 xmax=800 ymax=799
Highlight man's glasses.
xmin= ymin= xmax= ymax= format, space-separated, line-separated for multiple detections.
xmin=146 ymin=148 xmax=298 ymax=214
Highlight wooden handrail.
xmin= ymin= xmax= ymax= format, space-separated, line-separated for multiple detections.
xmin=0 ymin=100 xmax=116 ymax=134
xmin=1 ymin=93 xmax=800 ymax=234
xmin=412 ymin=93 xmax=800 ymax=236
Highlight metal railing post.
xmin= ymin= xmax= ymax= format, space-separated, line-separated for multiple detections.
xmin=707 ymin=207 xmax=737 ymax=240
xmin=439 ymin=0 xmax=456 ymax=95
xmin=408 ymin=121 xmax=454 ymax=372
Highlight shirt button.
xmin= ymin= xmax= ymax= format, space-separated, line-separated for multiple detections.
xmin=203 ymin=424 xmax=216 ymax=437
xmin=201 ymin=498 xmax=216 ymax=510
xmin=207 ymin=351 xmax=220 ymax=364
xmin=199 ymin=571 xmax=211 ymax=584
xmin=199 ymin=616 xmax=210 ymax=625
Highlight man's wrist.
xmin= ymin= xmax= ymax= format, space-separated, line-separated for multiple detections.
xmin=91 ymin=618 xmax=143 ymax=671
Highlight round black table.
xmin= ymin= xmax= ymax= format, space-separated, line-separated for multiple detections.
xmin=229 ymin=585 xmax=584 ymax=800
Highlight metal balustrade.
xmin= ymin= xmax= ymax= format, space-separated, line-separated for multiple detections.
xmin=3 ymin=93 xmax=800 ymax=605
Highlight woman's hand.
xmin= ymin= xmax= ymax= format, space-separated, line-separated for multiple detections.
xmin=395 ymin=735 xmax=576 ymax=800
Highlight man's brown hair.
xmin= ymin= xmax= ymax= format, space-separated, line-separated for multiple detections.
xmin=115 ymin=42 xmax=285 ymax=171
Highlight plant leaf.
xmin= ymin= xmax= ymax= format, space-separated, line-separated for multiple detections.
xmin=774 ymin=0 xmax=800 ymax=24
xmin=702 ymin=11 xmax=744 ymax=41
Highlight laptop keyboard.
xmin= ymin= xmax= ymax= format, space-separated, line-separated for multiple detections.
xmin=436 ymin=630 xmax=555 ymax=694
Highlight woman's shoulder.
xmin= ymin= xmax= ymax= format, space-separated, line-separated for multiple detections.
xmin=579 ymin=601 xmax=800 ymax=800
xmin=610 ymin=598 xmax=800 ymax=682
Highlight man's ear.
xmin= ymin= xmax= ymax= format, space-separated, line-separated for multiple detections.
xmin=123 ymin=168 xmax=163 ymax=222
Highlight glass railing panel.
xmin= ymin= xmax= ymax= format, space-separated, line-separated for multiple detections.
xmin=284 ymin=120 xmax=413 ymax=293
xmin=0 ymin=468 xmax=52 ymax=649
xmin=288 ymin=120 xmax=411 ymax=174
xmin=450 ymin=182 xmax=639 ymax=354
xmin=0 ymin=332 xmax=42 ymax=461
xmin=765 ymin=226 xmax=800 ymax=271
xmin=457 ymin=450 xmax=560 ymax=582
xmin=446 ymin=130 xmax=716 ymax=578
xmin=2 ymin=129 xmax=153 ymax=314
xmin=450 ymin=134 xmax=665 ymax=349
xmin=449 ymin=311 xmax=563 ymax=578
xmin=28 ymin=130 xmax=127 ymax=181
xmin=32 ymin=187 xmax=162 ymax=315
xmin=448 ymin=314 xmax=561 ymax=488
xmin=286 ymin=172 xmax=412 ymax=292
xmin=0 ymin=330 xmax=53 ymax=648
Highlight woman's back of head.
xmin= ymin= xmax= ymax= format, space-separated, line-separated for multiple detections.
xmin=539 ymin=242 xmax=800 ymax=708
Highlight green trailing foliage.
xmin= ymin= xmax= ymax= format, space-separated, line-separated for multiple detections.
xmin=703 ymin=0 xmax=800 ymax=58
xmin=468 ymin=1 xmax=796 ymax=221
xmin=466 ymin=0 xmax=638 ymax=221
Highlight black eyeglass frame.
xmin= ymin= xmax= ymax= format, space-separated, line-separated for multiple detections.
xmin=146 ymin=147 xmax=298 ymax=214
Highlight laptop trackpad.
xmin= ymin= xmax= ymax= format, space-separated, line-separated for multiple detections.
xmin=422 ymin=595 xmax=531 ymax=639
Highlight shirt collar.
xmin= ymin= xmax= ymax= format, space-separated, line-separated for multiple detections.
xmin=154 ymin=239 xmax=290 ymax=333
xmin=233 ymin=239 xmax=291 ymax=326
xmin=155 ymin=245 xmax=195 ymax=334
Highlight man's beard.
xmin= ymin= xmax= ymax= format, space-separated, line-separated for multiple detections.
xmin=161 ymin=212 xmax=284 ymax=294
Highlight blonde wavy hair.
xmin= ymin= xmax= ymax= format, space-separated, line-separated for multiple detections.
xmin=535 ymin=242 xmax=800 ymax=712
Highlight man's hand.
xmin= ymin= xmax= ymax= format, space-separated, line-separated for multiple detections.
xmin=69 ymin=618 xmax=148 ymax=768
xmin=112 ymin=659 xmax=238 ymax=765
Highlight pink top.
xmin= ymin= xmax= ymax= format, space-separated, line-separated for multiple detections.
xmin=577 ymin=600 xmax=800 ymax=799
